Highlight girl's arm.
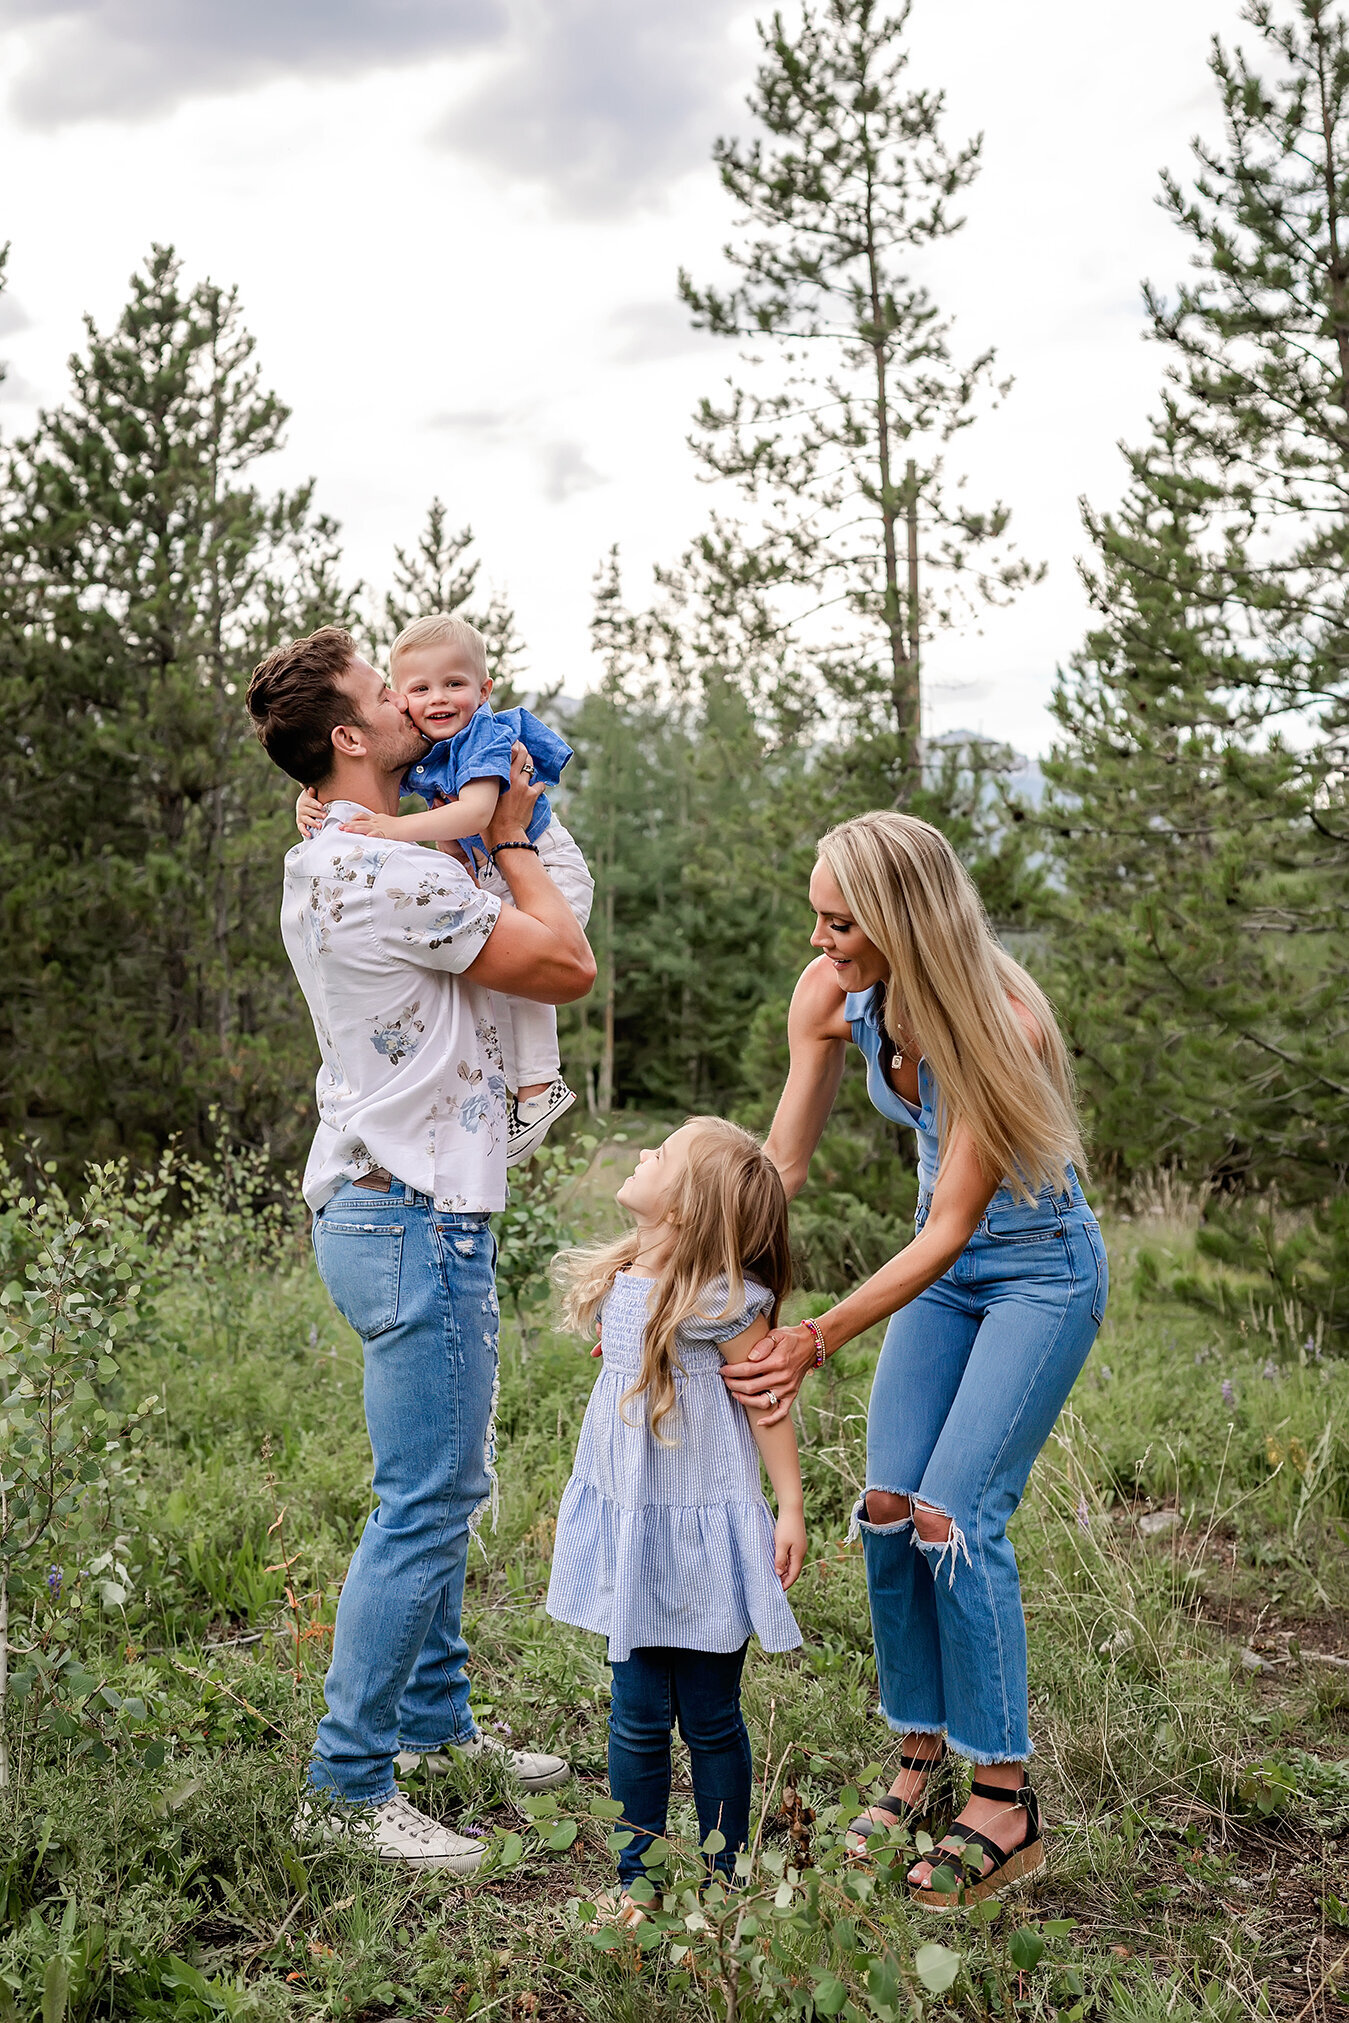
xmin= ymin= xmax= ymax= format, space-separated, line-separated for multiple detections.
xmin=763 ymin=956 xmax=852 ymax=1200
xmin=341 ymin=776 xmax=500 ymax=844
xmin=720 ymin=1313 xmax=806 ymax=1589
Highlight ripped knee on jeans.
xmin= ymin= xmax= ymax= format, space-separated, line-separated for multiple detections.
xmin=865 ymin=1490 xmax=912 ymax=1526
xmin=910 ymin=1501 xmax=971 ymax=1587
xmin=912 ymin=1502 xmax=951 ymax=1544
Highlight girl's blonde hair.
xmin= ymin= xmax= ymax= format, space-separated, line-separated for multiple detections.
xmin=818 ymin=811 xmax=1085 ymax=1200
xmin=553 ymin=1117 xmax=792 ymax=1442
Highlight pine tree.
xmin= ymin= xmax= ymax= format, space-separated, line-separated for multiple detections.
xmin=1046 ymin=0 xmax=1349 ymax=1202
xmin=0 ymin=245 xmax=355 ymax=1168
xmin=676 ymin=0 xmax=1041 ymax=796
xmin=378 ymin=499 xmax=527 ymax=703
xmin=560 ymin=556 xmax=812 ymax=1116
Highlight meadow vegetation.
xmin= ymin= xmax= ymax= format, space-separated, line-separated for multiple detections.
xmin=3 ymin=1 xmax=1349 ymax=2015
xmin=0 ymin=1132 xmax=1346 ymax=2022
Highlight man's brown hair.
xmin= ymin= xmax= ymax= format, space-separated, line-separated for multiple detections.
xmin=246 ymin=626 xmax=360 ymax=785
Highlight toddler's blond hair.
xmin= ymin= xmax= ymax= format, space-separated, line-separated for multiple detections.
xmin=390 ymin=613 xmax=488 ymax=687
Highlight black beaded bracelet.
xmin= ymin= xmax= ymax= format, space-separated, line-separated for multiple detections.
xmin=488 ymin=840 xmax=540 ymax=862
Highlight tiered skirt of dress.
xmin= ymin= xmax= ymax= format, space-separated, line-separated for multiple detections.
xmin=546 ymin=1271 xmax=802 ymax=1663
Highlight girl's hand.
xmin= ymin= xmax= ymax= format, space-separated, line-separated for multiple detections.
xmin=340 ymin=811 xmax=397 ymax=839
xmin=296 ymin=786 xmax=327 ymax=837
xmin=721 ymin=1323 xmax=820 ymax=1429
xmin=775 ymin=1508 xmax=807 ymax=1590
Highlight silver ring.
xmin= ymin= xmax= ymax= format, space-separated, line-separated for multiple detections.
xmin=766 ymin=1390 xmax=780 ymax=1408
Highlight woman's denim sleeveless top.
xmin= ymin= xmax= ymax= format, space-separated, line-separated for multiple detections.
xmin=844 ymin=983 xmax=1081 ymax=1212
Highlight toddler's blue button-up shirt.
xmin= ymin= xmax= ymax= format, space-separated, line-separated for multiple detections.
xmin=403 ymin=704 xmax=573 ymax=861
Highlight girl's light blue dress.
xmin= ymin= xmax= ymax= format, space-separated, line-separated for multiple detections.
xmin=546 ymin=1272 xmax=803 ymax=1663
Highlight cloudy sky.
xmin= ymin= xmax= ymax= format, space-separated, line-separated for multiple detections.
xmin=0 ymin=0 xmax=1248 ymax=754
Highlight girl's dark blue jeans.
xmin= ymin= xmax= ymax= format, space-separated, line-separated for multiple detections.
xmin=608 ymin=1643 xmax=752 ymax=1887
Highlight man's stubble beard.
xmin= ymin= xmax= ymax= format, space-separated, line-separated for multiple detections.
xmin=370 ymin=715 xmax=430 ymax=779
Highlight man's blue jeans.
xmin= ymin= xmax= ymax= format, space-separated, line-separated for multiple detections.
xmin=853 ymin=1186 xmax=1108 ymax=1765
xmin=608 ymin=1644 xmax=752 ymax=1887
xmin=307 ymin=1180 xmax=499 ymax=1804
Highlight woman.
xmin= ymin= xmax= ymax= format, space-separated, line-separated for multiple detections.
xmin=720 ymin=812 xmax=1107 ymax=1907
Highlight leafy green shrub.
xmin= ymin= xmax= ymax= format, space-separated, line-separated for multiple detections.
xmin=0 ymin=1173 xmax=160 ymax=1786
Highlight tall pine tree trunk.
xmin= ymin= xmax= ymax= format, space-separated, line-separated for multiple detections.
xmin=598 ymin=884 xmax=616 ymax=1115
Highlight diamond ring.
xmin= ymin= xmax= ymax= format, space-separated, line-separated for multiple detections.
xmin=766 ymin=1390 xmax=780 ymax=1408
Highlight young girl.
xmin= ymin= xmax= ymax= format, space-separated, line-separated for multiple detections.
xmin=546 ymin=1117 xmax=806 ymax=1916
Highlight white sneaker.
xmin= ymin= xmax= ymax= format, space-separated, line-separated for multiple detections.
xmin=396 ymin=1732 xmax=570 ymax=1793
xmin=506 ymin=1080 xmax=576 ymax=1166
xmin=295 ymin=1790 xmax=486 ymax=1873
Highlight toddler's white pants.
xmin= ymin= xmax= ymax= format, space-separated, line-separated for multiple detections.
xmin=478 ymin=815 xmax=594 ymax=1092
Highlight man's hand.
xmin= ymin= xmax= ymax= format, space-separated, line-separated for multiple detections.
xmin=775 ymin=1507 xmax=807 ymax=1589
xmin=296 ymin=787 xmax=326 ymax=838
xmin=483 ymin=743 xmax=543 ymax=851
xmin=720 ymin=1323 xmax=820 ymax=1429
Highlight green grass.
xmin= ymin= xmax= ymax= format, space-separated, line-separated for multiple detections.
xmin=2 ymin=1177 xmax=1348 ymax=2021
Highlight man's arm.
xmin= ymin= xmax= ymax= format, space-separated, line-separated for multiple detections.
xmin=465 ymin=750 xmax=596 ymax=1005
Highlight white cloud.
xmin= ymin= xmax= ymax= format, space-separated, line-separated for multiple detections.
xmin=2 ymin=0 xmax=746 ymax=218
xmin=608 ymin=298 xmax=716 ymax=365
xmin=0 ymin=0 xmax=504 ymax=123
xmin=539 ymin=439 xmax=605 ymax=502
xmin=435 ymin=0 xmax=745 ymax=214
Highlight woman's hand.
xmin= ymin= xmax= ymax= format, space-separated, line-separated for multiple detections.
xmin=296 ymin=786 xmax=326 ymax=837
xmin=775 ymin=1507 xmax=807 ymax=1590
xmin=720 ymin=1323 xmax=820 ymax=1429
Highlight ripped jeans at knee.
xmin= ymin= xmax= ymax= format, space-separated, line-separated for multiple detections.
xmin=850 ymin=1489 xmax=971 ymax=1588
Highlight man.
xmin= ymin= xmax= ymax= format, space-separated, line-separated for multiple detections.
xmin=246 ymin=627 xmax=595 ymax=1872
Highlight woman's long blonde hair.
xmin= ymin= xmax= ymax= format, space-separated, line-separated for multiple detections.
xmin=819 ymin=811 xmax=1085 ymax=1200
xmin=552 ymin=1117 xmax=792 ymax=1443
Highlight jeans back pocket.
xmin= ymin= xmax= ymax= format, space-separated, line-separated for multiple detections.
xmin=313 ymin=1220 xmax=405 ymax=1340
xmin=982 ymin=1202 xmax=1066 ymax=1245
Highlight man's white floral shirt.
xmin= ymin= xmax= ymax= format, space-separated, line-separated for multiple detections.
xmin=281 ymin=803 xmax=509 ymax=1213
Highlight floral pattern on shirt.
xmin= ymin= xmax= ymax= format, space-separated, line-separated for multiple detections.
xmin=368 ymin=1000 xmax=425 ymax=1066
xmin=388 ymin=871 xmax=498 ymax=954
xmin=281 ymin=805 xmax=507 ymax=1214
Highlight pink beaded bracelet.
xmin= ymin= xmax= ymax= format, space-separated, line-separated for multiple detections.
xmin=802 ymin=1316 xmax=827 ymax=1367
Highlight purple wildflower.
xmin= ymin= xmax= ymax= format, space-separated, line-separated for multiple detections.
xmin=1221 ymin=1379 xmax=1236 ymax=1407
xmin=47 ymin=1565 xmax=63 ymax=1600
xmin=1076 ymin=1493 xmax=1091 ymax=1534
xmin=491 ymin=1720 xmax=512 ymax=1736
xmin=1261 ymin=1359 xmax=1277 ymax=1383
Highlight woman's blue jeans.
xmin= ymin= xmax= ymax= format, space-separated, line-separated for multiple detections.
xmin=608 ymin=1644 xmax=752 ymax=1886
xmin=854 ymin=1186 xmax=1107 ymax=1765
xmin=307 ymin=1180 xmax=499 ymax=1804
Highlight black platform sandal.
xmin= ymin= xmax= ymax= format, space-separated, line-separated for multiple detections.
xmin=908 ymin=1775 xmax=1045 ymax=1908
xmin=845 ymin=1746 xmax=949 ymax=1853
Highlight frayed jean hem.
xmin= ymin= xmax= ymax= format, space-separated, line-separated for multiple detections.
xmin=943 ymin=1734 xmax=1034 ymax=1768
xmin=877 ymin=1713 xmax=948 ymax=1739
